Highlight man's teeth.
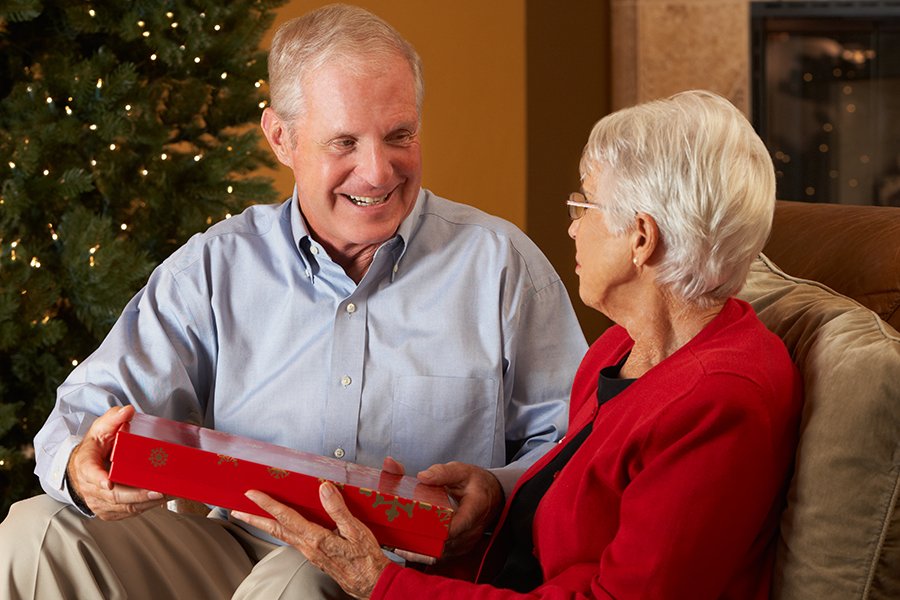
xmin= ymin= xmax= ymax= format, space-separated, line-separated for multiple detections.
xmin=348 ymin=194 xmax=388 ymax=206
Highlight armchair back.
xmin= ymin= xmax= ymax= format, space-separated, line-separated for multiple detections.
xmin=738 ymin=200 xmax=900 ymax=600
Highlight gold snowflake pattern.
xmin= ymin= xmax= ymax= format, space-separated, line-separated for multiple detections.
xmin=217 ymin=455 xmax=237 ymax=466
xmin=369 ymin=492 xmax=414 ymax=522
xmin=267 ymin=467 xmax=289 ymax=479
xmin=148 ymin=448 xmax=168 ymax=468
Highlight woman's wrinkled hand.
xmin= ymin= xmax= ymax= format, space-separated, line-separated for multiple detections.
xmin=233 ymin=483 xmax=391 ymax=600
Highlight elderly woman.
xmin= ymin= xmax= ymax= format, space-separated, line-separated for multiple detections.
xmin=233 ymin=90 xmax=803 ymax=600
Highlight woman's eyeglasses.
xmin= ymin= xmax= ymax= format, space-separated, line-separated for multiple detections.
xmin=566 ymin=192 xmax=605 ymax=220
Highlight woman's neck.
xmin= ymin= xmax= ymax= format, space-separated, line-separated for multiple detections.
xmin=619 ymin=293 xmax=725 ymax=379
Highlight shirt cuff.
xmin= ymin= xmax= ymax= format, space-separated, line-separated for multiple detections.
xmin=487 ymin=463 xmax=526 ymax=501
xmin=47 ymin=434 xmax=94 ymax=516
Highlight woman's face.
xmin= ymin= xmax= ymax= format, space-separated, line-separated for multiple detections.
xmin=568 ymin=170 xmax=636 ymax=318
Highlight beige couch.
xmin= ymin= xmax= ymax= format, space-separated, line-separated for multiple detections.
xmin=737 ymin=200 xmax=900 ymax=599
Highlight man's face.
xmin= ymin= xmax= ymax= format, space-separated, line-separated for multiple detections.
xmin=271 ymin=54 xmax=422 ymax=261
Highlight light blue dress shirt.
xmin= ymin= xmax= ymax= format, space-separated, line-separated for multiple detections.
xmin=35 ymin=188 xmax=588 ymax=528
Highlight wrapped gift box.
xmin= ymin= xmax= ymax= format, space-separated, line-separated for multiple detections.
xmin=108 ymin=412 xmax=454 ymax=557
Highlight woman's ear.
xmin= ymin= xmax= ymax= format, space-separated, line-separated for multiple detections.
xmin=631 ymin=212 xmax=660 ymax=268
xmin=260 ymin=107 xmax=293 ymax=168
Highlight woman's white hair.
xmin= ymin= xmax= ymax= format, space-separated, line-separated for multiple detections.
xmin=268 ymin=4 xmax=424 ymax=130
xmin=579 ymin=90 xmax=776 ymax=307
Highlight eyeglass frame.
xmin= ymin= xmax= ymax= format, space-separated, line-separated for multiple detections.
xmin=566 ymin=192 xmax=605 ymax=220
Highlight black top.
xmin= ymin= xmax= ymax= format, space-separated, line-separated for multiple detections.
xmin=491 ymin=359 xmax=635 ymax=592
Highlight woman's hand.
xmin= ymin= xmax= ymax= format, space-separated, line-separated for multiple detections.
xmin=233 ymin=483 xmax=391 ymax=600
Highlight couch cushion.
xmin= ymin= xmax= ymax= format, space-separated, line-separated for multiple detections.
xmin=737 ymin=255 xmax=900 ymax=600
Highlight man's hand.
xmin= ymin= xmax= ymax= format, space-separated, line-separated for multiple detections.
xmin=398 ymin=461 xmax=504 ymax=563
xmin=66 ymin=405 xmax=168 ymax=520
xmin=235 ymin=484 xmax=391 ymax=600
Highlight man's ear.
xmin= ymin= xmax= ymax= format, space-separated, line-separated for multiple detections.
xmin=631 ymin=212 xmax=660 ymax=267
xmin=260 ymin=107 xmax=293 ymax=168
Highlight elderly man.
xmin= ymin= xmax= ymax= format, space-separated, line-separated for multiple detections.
xmin=0 ymin=4 xmax=586 ymax=600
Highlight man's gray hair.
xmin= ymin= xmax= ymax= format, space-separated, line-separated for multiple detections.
xmin=579 ymin=90 xmax=776 ymax=307
xmin=268 ymin=3 xmax=424 ymax=128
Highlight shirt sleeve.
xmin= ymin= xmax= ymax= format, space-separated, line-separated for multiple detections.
xmin=33 ymin=264 xmax=213 ymax=502
xmin=495 ymin=275 xmax=587 ymax=497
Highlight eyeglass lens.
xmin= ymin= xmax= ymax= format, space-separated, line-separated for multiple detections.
xmin=568 ymin=191 xmax=587 ymax=220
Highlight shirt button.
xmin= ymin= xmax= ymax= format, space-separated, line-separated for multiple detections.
xmin=310 ymin=246 xmax=319 ymax=255
xmin=346 ymin=303 xmax=356 ymax=314
xmin=334 ymin=448 xmax=345 ymax=459
xmin=341 ymin=376 xmax=351 ymax=387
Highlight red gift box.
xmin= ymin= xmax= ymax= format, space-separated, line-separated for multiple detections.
xmin=108 ymin=412 xmax=454 ymax=557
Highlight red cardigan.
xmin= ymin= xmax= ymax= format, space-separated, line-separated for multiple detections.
xmin=373 ymin=298 xmax=802 ymax=600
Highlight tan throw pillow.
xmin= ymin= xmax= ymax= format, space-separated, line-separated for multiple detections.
xmin=737 ymin=255 xmax=900 ymax=600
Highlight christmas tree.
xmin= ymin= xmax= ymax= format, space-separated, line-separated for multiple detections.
xmin=0 ymin=0 xmax=285 ymax=518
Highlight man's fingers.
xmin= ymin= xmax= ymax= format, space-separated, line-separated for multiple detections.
xmin=381 ymin=457 xmax=406 ymax=476
xmin=416 ymin=461 xmax=465 ymax=487
xmin=68 ymin=406 xmax=171 ymax=521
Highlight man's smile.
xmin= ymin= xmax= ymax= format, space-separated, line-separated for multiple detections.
xmin=345 ymin=192 xmax=390 ymax=207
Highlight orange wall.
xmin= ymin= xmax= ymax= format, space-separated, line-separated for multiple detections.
xmin=258 ymin=1 xmax=528 ymax=229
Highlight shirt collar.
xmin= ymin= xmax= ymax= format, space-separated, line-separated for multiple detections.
xmin=288 ymin=186 xmax=425 ymax=283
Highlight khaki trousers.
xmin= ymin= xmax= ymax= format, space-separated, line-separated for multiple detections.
xmin=0 ymin=495 xmax=352 ymax=600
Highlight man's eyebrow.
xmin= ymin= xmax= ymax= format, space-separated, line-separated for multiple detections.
xmin=391 ymin=120 xmax=420 ymax=132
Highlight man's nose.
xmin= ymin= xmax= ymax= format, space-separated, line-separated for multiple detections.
xmin=357 ymin=142 xmax=393 ymax=187
xmin=568 ymin=218 xmax=579 ymax=239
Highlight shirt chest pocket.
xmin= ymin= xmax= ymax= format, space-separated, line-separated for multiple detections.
xmin=391 ymin=376 xmax=499 ymax=475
